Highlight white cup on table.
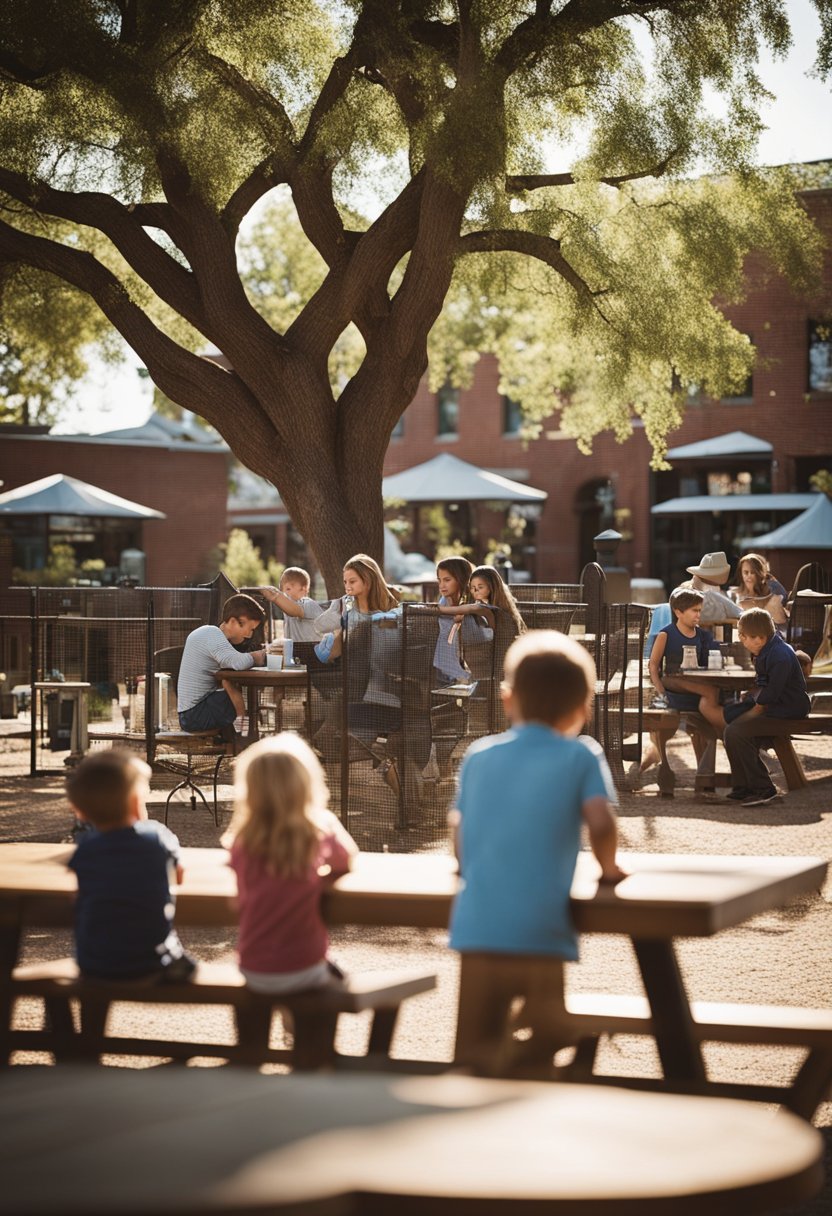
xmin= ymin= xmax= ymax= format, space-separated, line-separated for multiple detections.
xmin=282 ymin=638 xmax=294 ymax=666
xmin=708 ymin=651 xmax=723 ymax=670
xmin=266 ymin=653 xmax=283 ymax=671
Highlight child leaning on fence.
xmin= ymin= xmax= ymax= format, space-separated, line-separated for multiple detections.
xmin=223 ymin=733 xmax=358 ymax=994
xmin=66 ymin=750 xmax=196 ymax=982
xmin=449 ymin=630 xmax=626 ymax=1079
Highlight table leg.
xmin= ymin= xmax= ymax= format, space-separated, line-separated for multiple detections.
xmin=631 ymin=937 xmax=707 ymax=1083
xmin=0 ymin=902 xmax=23 ymax=1066
xmin=245 ymin=686 xmax=260 ymax=745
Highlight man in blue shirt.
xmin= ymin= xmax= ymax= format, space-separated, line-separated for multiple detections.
xmin=723 ymin=608 xmax=811 ymax=807
xmin=450 ymin=630 xmax=625 ymax=1078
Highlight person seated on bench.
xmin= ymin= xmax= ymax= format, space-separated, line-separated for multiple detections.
xmin=223 ymin=733 xmax=358 ymax=994
xmin=648 ymin=588 xmax=724 ymax=740
xmin=449 ymin=630 xmax=626 ymax=1079
xmin=178 ymin=593 xmax=267 ymax=737
xmin=723 ymin=608 xmax=811 ymax=808
xmin=66 ymin=750 xmax=196 ymax=982
xmin=678 ymin=550 xmax=742 ymax=625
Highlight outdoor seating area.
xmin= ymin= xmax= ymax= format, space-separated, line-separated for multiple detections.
xmin=2 ymin=565 xmax=831 ymax=1216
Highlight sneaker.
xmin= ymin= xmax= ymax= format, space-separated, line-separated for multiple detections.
xmin=741 ymin=786 xmax=781 ymax=807
xmin=726 ymin=787 xmax=751 ymax=801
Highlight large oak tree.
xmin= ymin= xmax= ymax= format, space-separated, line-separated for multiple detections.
xmin=1 ymin=1 xmax=829 ymax=588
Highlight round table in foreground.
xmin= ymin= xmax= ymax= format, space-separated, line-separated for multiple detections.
xmin=0 ymin=1068 xmax=822 ymax=1215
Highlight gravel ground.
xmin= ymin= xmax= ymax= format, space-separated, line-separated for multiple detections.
xmin=2 ymin=722 xmax=831 ymax=1215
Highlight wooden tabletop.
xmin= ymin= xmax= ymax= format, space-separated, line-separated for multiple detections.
xmin=680 ymin=668 xmax=832 ymax=692
xmin=0 ymin=844 xmax=825 ymax=940
xmin=216 ymin=666 xmax=308 ymax=688
xmin=0 ymin=1067 xmax=821 ymax=1215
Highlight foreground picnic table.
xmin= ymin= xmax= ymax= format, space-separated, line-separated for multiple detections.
xmin=0 ymin=1066 xmax=822 ymax=1215
xmin=1 ymin=844 xmax=826 ymax=1103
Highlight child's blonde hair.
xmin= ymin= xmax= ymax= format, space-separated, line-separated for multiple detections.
xmin=224 ymin=734 xmax=329 ymax=877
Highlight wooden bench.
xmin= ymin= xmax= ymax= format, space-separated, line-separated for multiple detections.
xmin=565 ymin=992 xmax=832 ymax=1120
xmin=8 ymin=958 xmax=436 ymax=1070
xmin=624 ymin=708 xmax=832 ymax=797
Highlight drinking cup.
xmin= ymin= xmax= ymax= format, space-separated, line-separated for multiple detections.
xmin=708 ymin=651 xmax=723 ymax=670
xmin=681 ymin=646 xmax=698 ymax=669
xmin=266 ymin=653 xmax=283 ymax=671
xmin=282 ymin=638 xmax=294 ymax=666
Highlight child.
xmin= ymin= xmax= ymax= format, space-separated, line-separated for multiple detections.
xmin=648 ymin=588 xmax=723 ymax=733
xmin=66 ymin=750 xmax=196 ymax=981
xmin=723 ymin=608 xmax=811 ymax=806
xmin=731 ymin=553 xmax=789 ymax=629
xmin=178 ymin=593 xmax=267 ymax=733
xmin=431 ymin=556 xmax=478 ymax=685
xmin=260 ymin=567 xmax=324 ymax=642
xmin=223 ymin=733 xmax=358 ymax=992
xmin=449 ymin=630 xmax=625 ymax=1078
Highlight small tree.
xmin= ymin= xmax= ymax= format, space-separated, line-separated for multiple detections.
xmin=219 ymin=528 xmax=284 ymax=589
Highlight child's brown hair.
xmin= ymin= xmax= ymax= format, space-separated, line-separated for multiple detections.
xmin=66 ymin=750 xmax=150 ymax=830
xmin=670 ymin=588 xmax=704 ymax=617
xmin=221 ymin=593 xmax=266 ymax=624
xmin=503 ymin=630 xmax=595 ymax=725
xmin=738 ymin=607 xmax=775 ymax=641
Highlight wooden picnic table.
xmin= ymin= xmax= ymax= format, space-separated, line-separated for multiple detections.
xmin=0 ymin=1067 xmax=822 ymax=1215
xmin=216 ymin=665 xmax=308 ymax=743
xmin=0 ymin=844 xmax=826 ymax=1093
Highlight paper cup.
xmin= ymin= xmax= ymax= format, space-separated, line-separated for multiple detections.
xmin=282 ymin=639 xmax=294 ymax=666
xmin=266 ymin=653 xmax=283 ymax=671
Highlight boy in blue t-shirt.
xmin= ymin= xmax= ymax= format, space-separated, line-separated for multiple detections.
xmin=66 ymin=751 xmax=196 ymax=981
xmin=449 ymin=630 xmax=626 ymax=1078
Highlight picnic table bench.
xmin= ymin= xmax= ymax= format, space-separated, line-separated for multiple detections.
xmin=9 ymin=958 xmax=436 ymax=1069
xmin=625 ymin=706 xmax=832 ymax=797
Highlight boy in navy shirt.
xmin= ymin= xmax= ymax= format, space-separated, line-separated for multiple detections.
xmin=450 ymin=630 xmax=625 ymax=1078
xmin=723 ymin=608 xmax=811 ymax=807
xmin=66 ymin=750 xmax=195 ymax=981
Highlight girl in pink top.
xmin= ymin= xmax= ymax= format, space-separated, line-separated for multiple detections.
xmin=224 ymin=733 xmax=358 ymax=993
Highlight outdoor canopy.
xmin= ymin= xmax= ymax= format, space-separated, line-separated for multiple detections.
xmin=0 ymin=474 xmax=166 ymax=520
xmin=651 ymin=493 xmax=817 ymax=516
xmin=747 ymin=492 xmax=832 ymax=549
xmin=382 ymin=452 xmax=547 ymax=503
xmin=666 ymin=431 xmax=773 ymax=460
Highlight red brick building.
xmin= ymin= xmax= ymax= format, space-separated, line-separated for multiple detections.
xmin=384 ymin=186 xmax=832 ymax=591
xmin=0 ymin=415 xmax=229 ymax=586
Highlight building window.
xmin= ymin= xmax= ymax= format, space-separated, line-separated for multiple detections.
xmin=808 ymin=320 xmax=832 ymax=392
xmin=502 ymin=395 xmax=523 ymax=436
xmin=437 ymin=384 xmax=460 ymax=437
xmin=391 ymin=414 xmax=404 ymax=440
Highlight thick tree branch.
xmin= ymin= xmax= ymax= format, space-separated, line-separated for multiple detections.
xmin=287 ymin=168 xmax=427 ymax=358
xmin=506 ymin=150 xmax=681 ymax=192
xmin=0 ymin=168 xmax=211 ymax=338
xmin=458 ymin=227 xmax=608 ymax=314
xmin=298 ymin=52 xmax=358 ymax=161
xmin=0 ymin=213 xmax=271 ymax=441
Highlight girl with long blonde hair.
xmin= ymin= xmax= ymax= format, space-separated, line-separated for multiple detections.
xmin=224 ymin=733 xmax=357 ymax=993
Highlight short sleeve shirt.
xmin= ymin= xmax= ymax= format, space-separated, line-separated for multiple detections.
xmin=69 ymin=820 xmax=182 ymax=978
xmin=283 ymin=598 xmax=325 ymax=642
xmin=449 ymin=725 xmax=609 ymax=961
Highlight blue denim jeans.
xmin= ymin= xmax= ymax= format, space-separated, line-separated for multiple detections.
xmin=179 ymin=689 xmax=236 ymax=732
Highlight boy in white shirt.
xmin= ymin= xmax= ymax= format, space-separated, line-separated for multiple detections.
xmin=178 ymin=594 xmax=266 ymax=733
xmin=261 ymin=567 xmax=324 ymax=642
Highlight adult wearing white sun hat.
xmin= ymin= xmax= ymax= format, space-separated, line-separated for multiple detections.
xmin=678 ymin=551 xmax=741 ymax=623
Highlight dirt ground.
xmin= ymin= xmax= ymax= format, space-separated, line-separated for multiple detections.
xmin=2 ymin=720 xmax=831 ymax=1216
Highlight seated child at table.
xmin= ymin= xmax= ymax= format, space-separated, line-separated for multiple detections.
xmin=223 ymin=733 xmax=358 ymax=993
xmin=260 ymin=567 xmax=324 ymax=642
xmin=449 ymin=630 xmax=626 ymax=1078
xmin=648 ymin=588 xmax=723 ymax=733
xmin=723 ymin=608 xmax=811 ymax=807
xmin=178 ymin=594 xmax=266 ymax=734
xmin=66 ymin=750 xmax=196 ymax=981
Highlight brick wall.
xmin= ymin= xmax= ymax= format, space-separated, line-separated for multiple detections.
xmin=0 ymin=436 xmax=229 ymax=586
xmin=384 ymin=190 xmax=832 ymax=585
